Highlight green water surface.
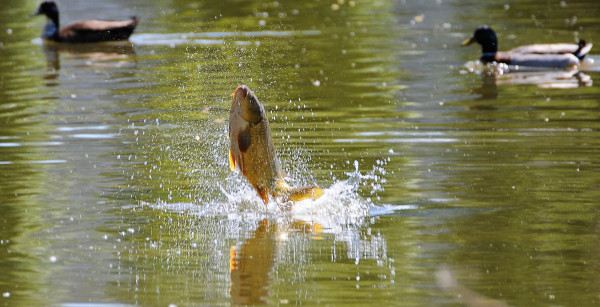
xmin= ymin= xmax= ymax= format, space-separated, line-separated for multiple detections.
xmin=1 ymin=0 xmax=600 ymax=305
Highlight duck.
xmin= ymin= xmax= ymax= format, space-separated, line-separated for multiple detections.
xmin=462 ymin=25 xmax=592 ymax=69
xmin=32 ymin=1 xmax=139 ymax=43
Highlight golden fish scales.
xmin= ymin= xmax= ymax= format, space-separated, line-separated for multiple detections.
xmin=228 ymin=85 xmax=323 ymax=205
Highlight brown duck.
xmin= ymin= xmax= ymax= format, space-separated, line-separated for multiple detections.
xmin=33 ymin=1 xmax=138 ymax=43
xmin=228 ymin=85 xmax=323 ymax=205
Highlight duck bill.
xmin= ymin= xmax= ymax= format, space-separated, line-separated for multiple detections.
xmin=30 ymin=8 xmax=41 ymax=17
xmin=462 ymin=36 xmax=475 ymax=46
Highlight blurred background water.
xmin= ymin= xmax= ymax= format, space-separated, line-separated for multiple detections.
xmin=1 ymin=0 xmax=600 ymax=305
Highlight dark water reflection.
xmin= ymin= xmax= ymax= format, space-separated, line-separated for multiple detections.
xmin=1 ymin=0 xmax=600 ymax=305
xmin=41 ymin=41 xmax=137 ymax=73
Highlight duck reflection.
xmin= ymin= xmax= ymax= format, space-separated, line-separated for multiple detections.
xmin=41 ymin=41 xmax=136 ymax=78
xmin=466 ymin=62 xmax=592 ymax=101
xmin=229 ymin=218 xmax=322 ymax=305
xmin=491 ymin=69 xmax=591 ymax=89
xmin=469 ymin=74 xmax=500 ymax=101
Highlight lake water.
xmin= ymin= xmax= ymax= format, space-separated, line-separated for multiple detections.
xmin=1 ymin=0 xmax=600 ymax=305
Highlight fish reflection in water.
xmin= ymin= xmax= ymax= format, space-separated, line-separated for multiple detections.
xmin=39 ymin=40 xmax=136 ymax=76
xmin=229 ymin=218 xmax=322 ymax=305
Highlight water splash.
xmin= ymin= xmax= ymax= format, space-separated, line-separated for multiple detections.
xmin=142 ymin=159 xmax=386 ymax=232
xmin=136 ymin=158 xmax=398 ymax=293
xmin=461 ymin=60 xmax=510 ymax=76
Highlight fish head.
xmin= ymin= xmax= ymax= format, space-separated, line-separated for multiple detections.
xmin=231 ymin=85 xmax=264 ymax=125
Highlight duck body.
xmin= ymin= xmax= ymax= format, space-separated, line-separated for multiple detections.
xmin=34 ymin=1 xmax=138 ymax=43
xmin=491 ymin=51 xmax=581 ymax=68
xmin=464 ymin=26 xmax=592 ymax=69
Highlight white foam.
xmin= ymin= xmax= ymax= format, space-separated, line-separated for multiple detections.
xmin=145 ymin=179 xmax=370 ymax=230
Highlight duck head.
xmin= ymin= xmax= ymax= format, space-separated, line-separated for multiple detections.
xmin=33 ymin=1 xmax=60 ymax=27
xmin=463 ymin=26 xmax=498 ymax=54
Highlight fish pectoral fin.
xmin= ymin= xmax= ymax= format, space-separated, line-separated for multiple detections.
xmin=228 ymin=149 xmax=236 ymax=171
xmin=229 ymin=246 xmax=237 ymax=272
xmin=286 ymin=186 xmax=324 ymax=203
xmin=255 ymin=185 xmax=269 ymax=205
xmin=237 ymin=127 xmax=252 ymax=153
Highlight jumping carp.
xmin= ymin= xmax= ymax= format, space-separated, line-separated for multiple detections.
xmin=228 ymin=85 xmax=323 ymax=205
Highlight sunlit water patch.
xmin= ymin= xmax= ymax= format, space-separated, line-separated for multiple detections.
xmin=336 ymin=131 xmax=459 ymax=144
xmin=129 ymin=30 xmax=321 ymax=47
xmin=0 ymin=141 xmax=63 ymax=147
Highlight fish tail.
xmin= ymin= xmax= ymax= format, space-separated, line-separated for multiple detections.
xmin=286 ymin=186 xmax=324 ymax=203
xmin=575 ymin=40 xmax=592 ymax=60
xmin=256 ymin=185 xmax=270 ymax=205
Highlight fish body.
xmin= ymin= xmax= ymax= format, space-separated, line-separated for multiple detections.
xmin=228 ymin=85 xmax=323 ymax=205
